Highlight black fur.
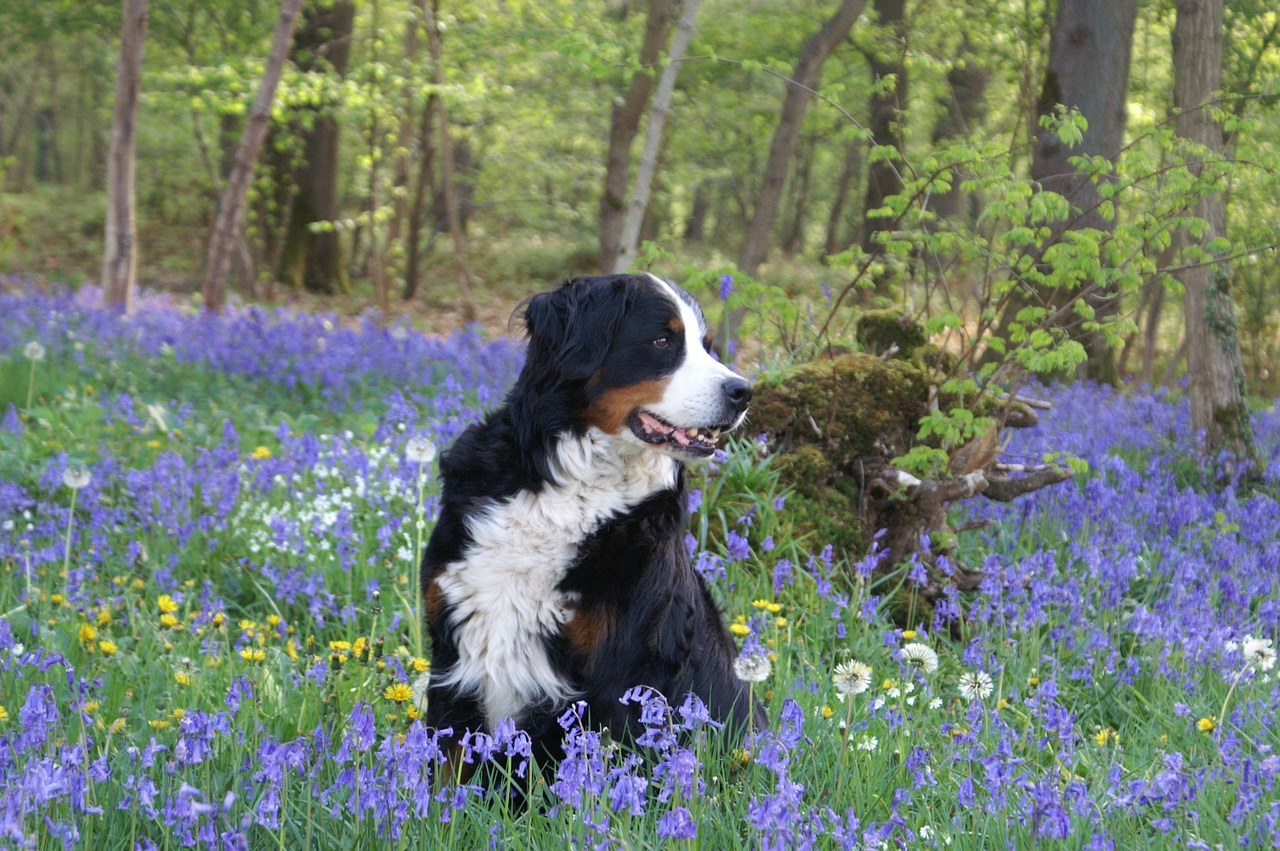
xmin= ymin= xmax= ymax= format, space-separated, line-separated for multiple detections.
xmin=422 ymin=274 xmax=762 ymax=776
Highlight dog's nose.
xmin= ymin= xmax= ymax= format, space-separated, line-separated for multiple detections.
xmin=721 ymin=377 xmax=753 ymax=411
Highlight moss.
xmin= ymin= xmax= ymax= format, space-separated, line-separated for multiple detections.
xmin=855 ymin=310 xmax=927 ymax=358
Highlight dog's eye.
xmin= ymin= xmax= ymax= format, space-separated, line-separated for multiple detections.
xmin=652 ymin=337 xmax=670 ymax=349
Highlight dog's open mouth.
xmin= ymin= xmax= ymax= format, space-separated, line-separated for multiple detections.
xmin=629 ymin=410 xmax=728 ymax=457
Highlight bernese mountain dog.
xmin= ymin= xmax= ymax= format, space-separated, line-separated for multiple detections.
xmin=421 ymin=272 xmax=763 ymax=772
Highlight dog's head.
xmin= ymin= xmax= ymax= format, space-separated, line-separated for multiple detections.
xmin=516 ymin=274 xmax=751 ymax=461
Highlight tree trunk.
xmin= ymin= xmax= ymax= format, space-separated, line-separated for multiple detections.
xmin=276 ymin=0 xmax=355 ymax=296
xmin=402 ymin=91 xmax=438 ymax=300
xmin=202 ymin=0 xmax=307 ymax=311
xmin=101 ymin=0 xmax=148 ymax=312
xmin=928 ymin=36 xmax=988 ymax=226
xmin=823 ymin=136 xmax=860 ymax=256
xmin=609 ymin=0 xmax=702 ymax=275
xmin=600 ymin=0 xmax=675 ymax=271
xmin=738 ymin=0 xmax=866 ymax=277
xmin=422 ymin=0 xmax=476 ymax=320
xmin=859 ymin=0 xmax=908 ymax=256
xmin=1173 ymin=0 xmax=1260 ymax=476
xmin=1032 ymin=0 xmax=1139 ymax=382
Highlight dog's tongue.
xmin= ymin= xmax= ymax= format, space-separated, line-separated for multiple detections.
xmin=638 ymin=411 xmax=672 ymax=436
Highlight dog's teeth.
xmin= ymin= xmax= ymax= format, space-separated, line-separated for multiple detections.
xmin=688 ymin=428 xmax=700 ymax=438
xmin=710 ymin=429 xmax=720 ymax=440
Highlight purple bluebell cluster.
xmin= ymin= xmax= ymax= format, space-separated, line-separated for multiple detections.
xmin=1 ymin=281 xmax=1279 ymax=848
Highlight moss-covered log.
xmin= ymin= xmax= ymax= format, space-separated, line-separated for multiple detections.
xmin=750 ymin=315 xmax=1073 ymax=626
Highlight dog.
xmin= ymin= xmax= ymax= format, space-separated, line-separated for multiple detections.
xmin=421 ymin=273 xmax=762 ymax=773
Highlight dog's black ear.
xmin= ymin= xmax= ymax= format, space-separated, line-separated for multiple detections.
xmin=518 ymin=277 xmax=632 ymax=383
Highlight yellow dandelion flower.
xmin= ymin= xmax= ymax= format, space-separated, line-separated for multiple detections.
xmin=882 ymin=678 xmax=895 ymax=691
xmin=901 ymin=630 xmax=918 ymax=640
xmin=767 ymin=602 xmax=782 ymax=614
xmin=110 ymin=717 xmax=127 ymax=734
xmin=239 ymin=648 xmax=266 ymax=663
xmin=412 ymin=657 xmax=430 ymax=673
xmin=251 ymin=446 xmax=272 ymax=460
xmin=97 ymin=608 xmax=112 ymax=627
xmin=1197 ymin=717 xmax=1215 ymax=733
xmin=996 ymin=698 xmax=1009 ymax=711
xmin=149 ymin=719 xmax=171 ymax=731
xmin=730 ymin=623 xmax=750 ymax=637
xmin=329 ymin=640 xmax=352 ymax=653
xmin=157 ymin=595 xmax=179 ymax=614
xmin=0 ymin=706 xmax=9 ymax=722
xmin=1093 ymin=727 xmax=1118 ymax=746
xmin=146 ymin=440 xmax=161 ymax=449
xmin=82 ymin=700 xmax=100 ymax=715
xmin=239 ymin=619 xmax=256 ymax=632
xmin=1028 ymin=676 xmax=1039 ymax=686
xmin=821 ymin=706 xmax=834 ymax=719
xmin=51 ymin=594 xmax=65 ymax=607
xmin=174 ymin=671 xmax=193 ymax=686
xmin=353 ymin=637 xmax=369 ymax=656
xmin=212 ymin=612 xmax=225 ymax=628
xmin=775 ymin=617 xmax=787 ymax=629
xmin=131 ymin=578 xmax=145 ymax=591
xmin=285 ymin=639 xmax=298 ymax=661
xmin=78 ymin=624 xmax=98 ymax=646
xmin=98 ymin=638 xmax=119 ymax=656
xmin=172 ymin=708 xmax=186 ymax=722
xmin=384 ymin=683 xmax=414 ymax=702
xmin=406 ymin=705 xmax=422 ymax=721
xmin=266 ymin=614 xmax=282 ymax=628
xmin=160 ymin=614 xmax=181 ymax=629
xmin=752 ymin=599 xmax=771 ymax=610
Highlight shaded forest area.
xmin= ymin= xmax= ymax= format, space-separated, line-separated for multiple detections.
xmin=1 ymin=0 xmax=1279 ymax=409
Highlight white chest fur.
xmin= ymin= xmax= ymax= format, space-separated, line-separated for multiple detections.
xmin=433 ymin=428 xmax=676 ymax=727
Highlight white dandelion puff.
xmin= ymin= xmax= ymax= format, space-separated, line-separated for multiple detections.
xmin=1243 ymin=636 xmax=1276 ymax=672
xmin=24 ymin=341 xmax=46 ymax=362
xmin=405 ymin=436 xmax=437 ymax=464
xmin=62 ymin=465 xmax=91 ymax=490
xmin=734 ymin=650 xmax=772 ymax=683
xmin=833 ymin=660 xmax=873 ymax=696
xmin=901 ymin=642 xmax=939 ymax=674
xmin=958 ymin=670 xmax=994 ymax=702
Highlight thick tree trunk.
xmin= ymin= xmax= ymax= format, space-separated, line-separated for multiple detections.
xmin=1031 ymin=0 xmax=1139 ymax=382
xmin=738 ymin=0 xmax=866 ymax=277
xmin=101 ymin=0 xmax=148 ymax=312
xmin=600 ymin=0 xmax=675 ymax=271
xmin=859 ymin=0 xmax=908 ymax=256
xmin=1173 ymin=0 xmax=1260 ymax=475
xmin=276 ymin=0 xmax=355 ymax=296
xmin=609 ymin=0 xmax=702 ymax=275
xmin=202 ymin=0 xmax=306 ymax=311
xmin=402 ymin=91 xmax=438 ymax=300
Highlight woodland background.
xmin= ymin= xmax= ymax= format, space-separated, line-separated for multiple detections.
xmin=1 ymin=0 xmax=1278 ymax=406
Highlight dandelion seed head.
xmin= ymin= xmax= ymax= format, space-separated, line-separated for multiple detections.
xmin=62 ymin=465 xmax=91 ymax=490
xmin=833 ymin=660 xmax=873 ymax=696
xmin=24 ymin=341 xmax=46 ymax=361
xmin=406 ymin=436 xmax=437 ymax=464
xmin=734 ymin=650 xmax=771 ymax=683
xmin=901 ymin=642 xmax=939 ymax=674
xmin=958 ymin=669 xmax=993 ymax=702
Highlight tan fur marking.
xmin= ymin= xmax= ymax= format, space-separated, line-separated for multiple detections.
xmin=585 ymin=377 xmax=671 ymax=434
xmin=425 ymin=580 xmax=444 ymax=623
xmin=563 ymin=606 xmax=612 ymax=656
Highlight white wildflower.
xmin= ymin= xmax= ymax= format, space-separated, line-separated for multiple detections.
xmin=856 ymin=734 xmax=878 ymax=752
xmin=24 ymin=341 xmax=46 ymax=361
xmin=833 ymin=660 xmax=873 ymax=696
xmin=901 ymin=642 xmax=940 ymax=674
